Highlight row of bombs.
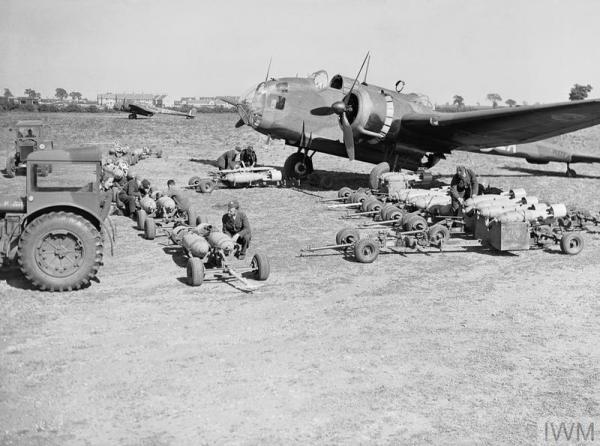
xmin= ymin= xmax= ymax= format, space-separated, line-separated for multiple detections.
xmin=134 ymin=205 xmax=270 ymax=288
xmin=332 ymin=185 xmax=571 ymax=227
xmin=327 ymin=185 xmax=588 ymax=255
xmin=102 ymin=146 xmax=160 ymax=182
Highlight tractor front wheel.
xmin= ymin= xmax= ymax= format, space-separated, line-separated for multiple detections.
xmin=17 ymin=212 xmax=103 ymax=291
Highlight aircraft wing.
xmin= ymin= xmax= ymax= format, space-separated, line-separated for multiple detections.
xmin=399 ymin=99 xmax=600 ymax=150
xmin=128 ymin=102 xmax=155 ymax=116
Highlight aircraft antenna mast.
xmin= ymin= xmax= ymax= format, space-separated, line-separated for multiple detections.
xmin=264 ymin=57 xmax=272 ymax=84
xmin=363 ymin=53 xmax=370 ymax=84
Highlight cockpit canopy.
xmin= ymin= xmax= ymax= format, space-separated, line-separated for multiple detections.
xmin=309 ymin=70 xmax=329 ymax=90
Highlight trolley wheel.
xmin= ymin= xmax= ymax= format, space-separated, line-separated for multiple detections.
xmin=403 ymin=213 xmax=428 ymax=231
xmin=187 ymin=257 xmax=205 ymax=286
xmin=6 ymin=155 xmax=16 ymax=178
xmin=353 ymin=238 xmax=379 ymax=263
xmin=199 ymin=180 xmax=216 ymax=194
xmin=144 ymin=217 xmax=156 ymax=240
xmin=188 ymin=176 xmax=201 ymax=186
xmin=559 ymin=232 xmax=584 ymax=255
xmin=137 ymin=209 xmax=147 ymax=230
xmin=187 ymin=207 xmax=198 ymax=225
xmin=335 ymin=228 xmax=360 ymax=245
xmin=428 ymin=224 xmax=451 ymax=245
xmin=337 ymin=186 xmax=353 ymax=199
xmin=250 ymin=252 xmax=270 ymax=280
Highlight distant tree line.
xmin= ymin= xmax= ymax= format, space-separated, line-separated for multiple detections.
xmin=441 ymin=83 xmax=594 ymax=112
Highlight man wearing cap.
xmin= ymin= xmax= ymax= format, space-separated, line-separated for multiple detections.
xmin=239 ymin=145 xmax=257 ymax=167
xmin=216 ymin=146 xmax=242 ymax=170
xmin=222 ymin=200 xmax=251 ymax=260
xmin=450 ymin=165 xmax=479 ymax=215
xmin=118 ymin=171 xmax=147 ymax=218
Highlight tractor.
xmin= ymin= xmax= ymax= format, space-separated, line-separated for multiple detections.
xmin=5 ymin=120 xmax=54 ymax=177
xmin=0 ymin=146 xmax=113 ymax=291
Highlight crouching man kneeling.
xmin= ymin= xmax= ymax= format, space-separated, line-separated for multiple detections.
xmin=222 ymin=199 xmax=251 ymax=260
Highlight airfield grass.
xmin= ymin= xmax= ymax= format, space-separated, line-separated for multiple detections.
xmin=0 ymin=112 xmax=599 ymax=445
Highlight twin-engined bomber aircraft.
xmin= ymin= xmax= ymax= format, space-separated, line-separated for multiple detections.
xmin=114 ymin=98 xmax=195 ymax=120
xmin=223 ymin=54 xmax=600 ymax=187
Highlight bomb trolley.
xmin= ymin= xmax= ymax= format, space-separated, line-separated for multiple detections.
xmin=187 ymin=166 xmax=283 ymax=194
xmin=300 ymin=224 xmax=451 ymax=263
xmin=150 ymin=223 xmax=270 ymax=290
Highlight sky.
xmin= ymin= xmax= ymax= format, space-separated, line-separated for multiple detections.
xmin=1 ymin=0 xmax=599 ymax=105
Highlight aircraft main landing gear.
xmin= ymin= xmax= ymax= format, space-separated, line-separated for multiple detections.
xmin=566 ymin=163 xmax=576 ymax=177
xmin=283 ymin=151 xmax=314 ymax=180
xmin=128 ymin=113 xmax=137 ymax=120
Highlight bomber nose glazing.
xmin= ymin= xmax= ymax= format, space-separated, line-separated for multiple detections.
xmin=238 ymin=82 xmax=267 ymax=128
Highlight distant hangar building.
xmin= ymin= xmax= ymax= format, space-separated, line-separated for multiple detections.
xmin=96 ymin=93 xmax=168 ymax=108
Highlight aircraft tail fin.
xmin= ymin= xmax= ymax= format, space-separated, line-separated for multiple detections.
xmin=187 ymin=108 xmax=196 ymax=119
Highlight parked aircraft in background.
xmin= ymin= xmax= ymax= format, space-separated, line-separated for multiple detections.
xmin=223 ymin=54 xmax=600 ymax=187
xmin=114 ymin=99 xmax=195 ymax=120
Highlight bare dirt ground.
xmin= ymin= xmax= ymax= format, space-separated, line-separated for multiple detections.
xmin=1 ymin=112 xmax=599 ymax=445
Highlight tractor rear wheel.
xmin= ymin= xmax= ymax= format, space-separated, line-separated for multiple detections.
xmin=353 ymin=238 xmax=379 ymax=263
xmin=251 ymin=252 xmax=270 ymax=280
xmin=187 ymin=257 xmax=205 ymax=286
xmin=17 ymin=212 xmax=103 ymax=291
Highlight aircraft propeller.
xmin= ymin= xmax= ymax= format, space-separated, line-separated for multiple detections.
xmin=310 ymin=52 xmax=370 ymax=161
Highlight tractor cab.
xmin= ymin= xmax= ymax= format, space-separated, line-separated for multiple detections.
xmin=6 ymin=120 xmax=54 ymax=177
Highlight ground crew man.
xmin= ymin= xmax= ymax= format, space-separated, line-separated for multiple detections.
xmin=222 ymin=200 xmax=251 ymax=260
xmin=118 ymin=171 xmax=143 ymax=218
xmin=450 ymin=165 xmax=479 ymax=215
xmin=239 ymin=145 xmax=257 ymax=167
xmin=166 ymin=178 xmax=193 ymax=211
xmin=216 ymin=146 xmax=242 ymax=170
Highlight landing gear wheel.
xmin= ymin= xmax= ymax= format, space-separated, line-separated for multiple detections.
xmin=283 ymin=152 xmax=313 ymax=180
xmin=566 ymin=167 xmax=577 ymax=177
xmin=369 ymin=162 xmax=390 ymax=190
xmin=17 ymin=212 xmax=103 ymax=291
xmin=188 ymin=176 xmax=201 ymax=186
xmin=353 ymin=238 xmax=379 ymax=263
xmin=187 ymin=257 xmax=205 ymax=286
xmin=5 ymin=155 xmax=16 ymax=178
xmin=560 ymin=232 xmax=584 ymax=255
xmin=128 ymin=113 xmax=137 ymax=120
xmin=144 ymin=218 xmax=156 ymax=240
xmin=250 ymin=252 xmax=270 ymax=280
xmin=137 ymin=209 xmax=147 ymax=230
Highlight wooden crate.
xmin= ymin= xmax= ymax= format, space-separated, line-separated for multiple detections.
xmin=488 ymin=220 xmax=530 ymax=251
